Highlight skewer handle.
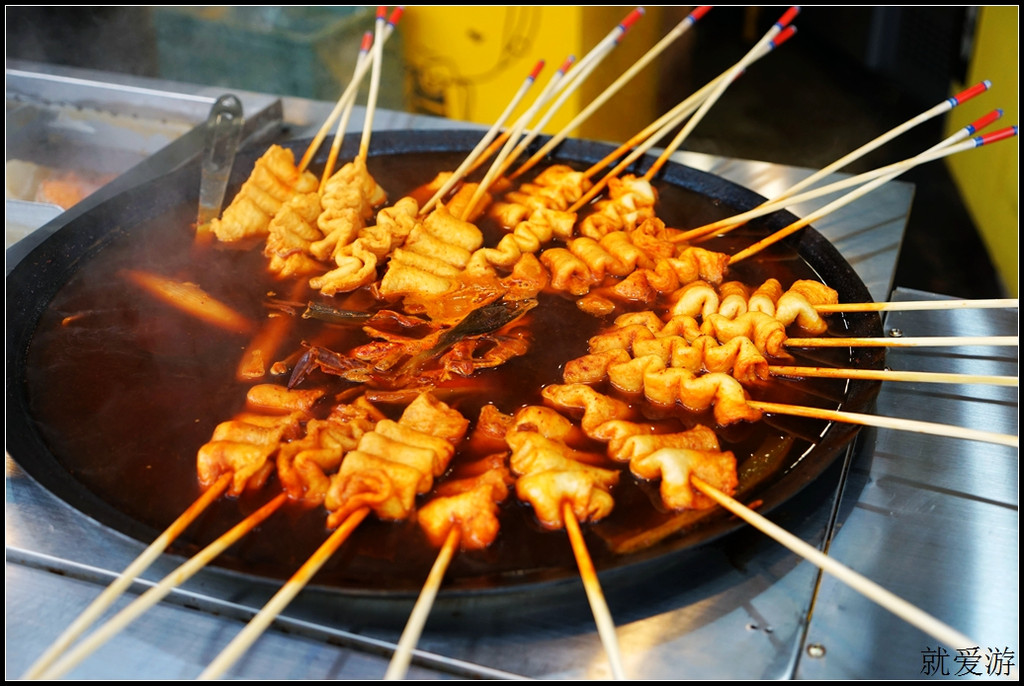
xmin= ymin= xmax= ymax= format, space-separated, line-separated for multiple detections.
xmin=730 ymin=123 xmax=1017 ymax=265
xmin=642 ymin=7 xmax=800 ymax=181
xmin=198 ymin=507 xmax=370 ymax=680
xmin=512 ymin=6 xmax=708 ymax=179
xmin=815 ymin=298 xmax=1018 ymax=313
xmin=769 ymin=365 xmax=1018 ymax=387
xmin=748 ymin=401 xmax=1018 ymax=447
xmin=21 ymin=474 xmax=232 ymax=680
xmin=679 ymin=103 xmax=1003 ymax=244
xmin=564 ymin=503 xmax=626 ymax=680
xmin=785 ymin=335 xmax=1018 ymax=348
xmin=384 ymin=527 xmax=461 ymax=680
xmin=299 ymin=6 xmax=403 ymax=172
xmin=690 ymin=476 xmax=983 ymax=654
xmin=357 ymin=7 xmax=389 ymax=163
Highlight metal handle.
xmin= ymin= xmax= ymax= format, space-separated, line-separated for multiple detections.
xmin=197 ymin=94 xmax=244 ymax=231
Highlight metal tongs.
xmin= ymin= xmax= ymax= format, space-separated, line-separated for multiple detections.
xmin=196 ymin=94 xmax=244 ymax=236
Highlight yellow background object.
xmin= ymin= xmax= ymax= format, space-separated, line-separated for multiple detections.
xmin=400 ymin=6 xmax=664 ymax=144
xmin=943 ymin=5 xmax=1019 ymax=296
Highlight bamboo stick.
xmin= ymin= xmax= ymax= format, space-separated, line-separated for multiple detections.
xmin=785 ymin=335 xmax=1017 ymax=348
xmin=298 ymin=7 xmax=402 ymax=172
xmin=681 ymin=109 xmax=1005 ymax=243
xmin=512 ymin=6 xmax=711 ymax=180
xmin=564 ymin=502 xmax=625 ymax=680
xmin=495 ymin=8 xmax=645 ymax=181
xmin=459 ymin=57 xmax=575 ymax=221
xmin=729 ymin=125 xmax=1019 ymax=265
xmin=38 ymin=492 xmax=287 ymax=680
xmin=769 ymin=366 xmax=1018 ymax=387
xmin=747 ymin=401 xmax=1018 ymax=447
xmin=566 ymin=24 xmax=797 ymax=213
xmin=357 ymin=7 xmax=388 ymax=163
xmin=814 ymin=298 xmax=1017 ymax=313
xmin=198 ymin=507 xmax=371 ymax=680
xmin=690 ymin=475 xmax=983 ymax=653
xmin=383 ymin=527 xmax=461 ymax=680
xmin=21 ymin=474 xmax=233 ymax=679
xmin=420 ymin=60 xmax=545 ymax=216
xmin=320 ymin=31 xmax=374 ymax=191
xmin=641 ymin=7 xmax=801 ymax=182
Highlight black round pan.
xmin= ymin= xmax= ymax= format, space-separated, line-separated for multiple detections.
xmin=6 ymin=129 xmax=884 ymax=609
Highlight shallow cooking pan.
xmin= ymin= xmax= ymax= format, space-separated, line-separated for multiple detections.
xmin=6 ymin=129 xmax=885 ymax=617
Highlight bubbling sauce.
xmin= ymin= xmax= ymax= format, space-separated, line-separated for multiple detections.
xmin=24 ymin=148 xmax=860 ymax=593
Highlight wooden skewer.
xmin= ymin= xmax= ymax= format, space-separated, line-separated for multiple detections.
xmin=564 ymin=502 xmax=626 ymax=680
xmin=357 ymin=6 xmax=388 ymax=164
xmin=747 ymin=401 xmax=1018 ymax=448
xmin=686 ymin=145 xmax=980 ymax=240
xmin=493 ymin=44 xmax=613 ymax=182
xmin=769 ymin=365 xmax=1018 ymax=387
xmin=545 ymin=7 xmax=642 ymax=102
xmin=785 ymin=335 xmax=1018 ymax=348
xmin=581 ymin=93 xmax=701 ymax=182
xmin=298 ymin=7 xmax=402 ymax=173
xmin=493 ymin=8 xmax=645 ymax=183
xmin=383 ymin=526 xmax=461 ymax=680
xmin=681 ymin=108 xmax=1006 ymax=243
xmin=566 ymin=23 xmax=797 ymax=213
xmin=689 ymin=475 xmax=985 ymax=654
xmin=198 ymin=507 xmax=371 ymax=680
xmin=461 ymin=56 xmax=576 ymax=181
xmin=38 ymin=492 xmax=288 ymax=680
xmin=419 ymin=60 xmax=545 ymax=216
xmin=641 ymin=7 xmax=801 ymax=182
xmin=755 ymin=79 xmax=992 ymax=205
xmin=680 ymin=83 xmax=995 ymax=241
xmin=21 ymin=473 xmax=233 ymax=680
xmin=571 ymin=81 xmax=709 ymax=205
xmin=511 ymin=5 xmax=711 ymax=181
xmin=320 ymin=31 xmax=374 ymax=191
xmin=460 ymin=6 xmax=641 ymax=219
xmin=815 ymin=297 xmax=1018 ymax=313
xmin=459 ymin=57 xmax=575 ymax=221
xmin=460 ymin=6 xmax=642 ymax=219
xmin=729 ymin=125 xmax=1019 ymax=265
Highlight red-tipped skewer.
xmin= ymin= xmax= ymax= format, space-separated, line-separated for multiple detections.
xmin=420 ymin=60 xmax=546 ymax=216
xmin=680 ymin=108 xmax=1005 ymax=243
xmin=729 ymin=125 xmax=1018 ymax=265
xmin=679 ymin=84 xmax=997 ymax=242
xmin=320 ymin=31 xmax=375 ymax=191
xmin=512 ymin=5 xmax=712 ymax=181
xmin=459 ymin=55 xmax=576 ymax=221
xmin=495 ymin=7 xmax=646 ymax=181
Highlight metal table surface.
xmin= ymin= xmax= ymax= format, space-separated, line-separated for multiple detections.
xmin=6 ymin=65 xmax=1018 ymax=680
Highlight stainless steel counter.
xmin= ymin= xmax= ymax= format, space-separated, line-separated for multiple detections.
xmin=6 ymin=64 xmax=1018 ymax=680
